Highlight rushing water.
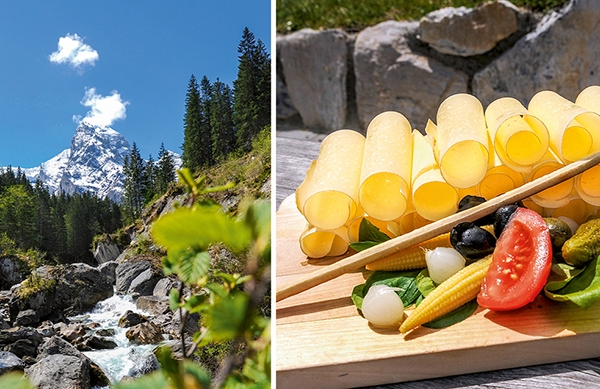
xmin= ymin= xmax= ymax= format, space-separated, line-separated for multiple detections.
xmin=69 ymin=293 xmax=158 ymax=384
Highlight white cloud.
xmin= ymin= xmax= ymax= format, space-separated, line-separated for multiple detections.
xmin=49 ymin=33 xmax=99 ymax=69
xmin=73 ymin=88 xmax=129 ymax=127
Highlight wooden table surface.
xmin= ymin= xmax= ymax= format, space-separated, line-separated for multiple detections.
xmin=275 ymin=133 xmax=600 ymax=389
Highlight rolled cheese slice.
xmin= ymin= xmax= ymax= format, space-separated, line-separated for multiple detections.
xmin=575 ymin=86 xmax=600 ymax=206
xmin=435 ymin=93 xmax=490 ymax=188
xmin=527 ymin=149 xmax=574 ymax=208
xmin=299 ymin=224 xmax=349 ymax=258
xmin=302 ymin=130 xmax=365 ymax=230
xmin=546 ymin=192 xmax=593 ymax=226
xmin=528 ymin=90 xmax=600 ymax=163
xmin=477 ymin=151 xmax=525 ymax=200
xmin=295 ymin=160 xmax=316 ymax=213
xmin=574 ymin=164 xmax=600 ymax=206
xmin=359 ymin=111 xmax=412 ymax=221
xmin=410 ymin=126 xmax=459 ymax=221
xmin=485 ymin=97 xmax=549 ymax=172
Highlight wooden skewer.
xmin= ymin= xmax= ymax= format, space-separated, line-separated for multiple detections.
xmin=276 ymin=150 xmax=600 ymax=302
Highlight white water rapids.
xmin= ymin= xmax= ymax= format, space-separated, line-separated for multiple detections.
xmin=69 ymin=292 xmax=159 ymax=384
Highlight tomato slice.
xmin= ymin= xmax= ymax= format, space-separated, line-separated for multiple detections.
xmin=477 ymin=207 xmax=552 ymax=311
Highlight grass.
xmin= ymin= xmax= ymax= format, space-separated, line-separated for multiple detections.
xmin=276 ymin=0 xmax=570 ymax=33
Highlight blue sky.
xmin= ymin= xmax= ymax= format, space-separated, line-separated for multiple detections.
xmin=0 ymin=1 xmax=271 ymax=168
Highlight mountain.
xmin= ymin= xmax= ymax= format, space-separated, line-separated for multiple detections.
xmin=25 ymin=122 xmax=131 ymax=203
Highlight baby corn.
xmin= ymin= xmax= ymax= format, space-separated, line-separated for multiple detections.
xmin=399 ymin=255 xmax=492 ymax=334
xmin=366 ymin=225 xmax=494 ymax=272
xmin=366 ymin=233 xmax=451 ymax=271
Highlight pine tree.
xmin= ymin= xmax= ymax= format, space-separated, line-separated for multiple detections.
xmin=233 ymin=27 xmax=271 ymax=152
xmin=122 ymin=142 xmax=146 ymax=221
xmin=157 ymin=143 xmax=176 ymax=193
xmin=143 ymin=154 xmax=157 ymax=203
xmin=182 ymin=75 xmax=203 ymax=172
xmin=210 ymin=79 xmax=235 ymax=161
xmin=199 ymin=76 xmax=214 ymax=166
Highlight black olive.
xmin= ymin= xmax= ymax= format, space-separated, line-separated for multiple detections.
xmin=457 ymin=195 xmax=495 ymax=226
xmin=450 ymin=222 xmax=497 ymax=259
xmin=494 ymin=204 xmax=520 ymax=237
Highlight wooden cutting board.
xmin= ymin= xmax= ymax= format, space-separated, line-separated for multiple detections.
xmin=275 ymin=194 xmax=600 ymax=389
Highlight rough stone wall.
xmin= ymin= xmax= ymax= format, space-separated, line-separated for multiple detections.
xmin=277 ymin=0 xmax=600 ymax=134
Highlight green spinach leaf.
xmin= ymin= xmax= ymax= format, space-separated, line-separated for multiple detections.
xmin=544 ymin=256 xmax=600 ymax=309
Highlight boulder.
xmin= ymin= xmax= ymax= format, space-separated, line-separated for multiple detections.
xmin=0 ymin=350 xmax=25 ymax=374
xmin=136 ymin=295 xmax=171 ymax=315
xmin=128 ymin=268 xmax=163 ymax=296
xmin=115 ymin=260 xmax=152 ymax=293
xmin=0 ymin=256 xmax=28 ymax=291
xmin=118 ymin=310 xmax=148 ymax=328
xmin=276 ymin=71 xmax=299 ymax=121
xmin=0 ymin=327 xmax=43 ymax=358
xmin=93 ymin=240 xmax=121 ymax=265
xmin=416 ymin=0 xmax=520 ymax=56
xmin=127 ymin=351 xmax=159 ymax=378
xmin=37 ymin=321 xmax=56 ymax=338
xmin=125 ymin=322 xmax=164 ymax=345
xmin=473 ymin=0 xmax=600 ymax=107
xmin=83 ymin=335 xmax=117 ymax=350
xmin=14 ymin=309 xmax=40 ymax=327
xmin=353 ymin=20 xmax=468 ymax=130
xmin=11 ymin=264 xmax=113 ymax=319
xmin=36 ymin=336 xmax=110 ymax=387
xmin=26 ymin=354 xmax=91 ymax=389
xmin=98 ymin=261 xmax=119 ymax=284
xmin=278 ymin=29 xmax=348 ymax=131
xmin=153 ymin=277 xmax=178 ymax=297
xmin=61 ymin=323 xmax=87 ymax=342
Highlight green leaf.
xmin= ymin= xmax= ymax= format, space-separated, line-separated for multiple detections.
xmin=544 ymin=256 xmax=600 ymax=309
xmin=182 ymin=360 xmax=211 ymax=389
xmin=349 ymin=241 xmax=380 ymax=252
xmin=206 ymin=292 xmax=250 ymax=341
xmin=175 ymin=250 xmax=210 ymax=285
xmin=113 ymin=371 xmax=167 ymax=389
xmin=358 ymin=218 xmax=391 ymax=244
xmin=184 ymin=293 xmax=208 ymax=313
xmin=422 ymin=299 xmax=479 ymax=329
xmin=0 ymin=372 xmax=35 ymax=389
xmin=351 ymin=284 xmax=366 ymax=310
xmin=151 ymin=205 xmax=252 ymax=255
xmin=415 ymin=269 xmax=436 ymax=297
xmin=169 ymin=288 xmax=181 ymax=311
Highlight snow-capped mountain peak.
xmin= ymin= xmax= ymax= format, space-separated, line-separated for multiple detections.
xmin=26 ymin=122 xmax=131 ymax=203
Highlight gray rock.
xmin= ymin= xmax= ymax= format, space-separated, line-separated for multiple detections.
xmin=127 ymin=351 xmax=159 ymax=378
xmin=0 ymin=256 xmax=27 ymax=290
xmin=136 ymin=295 xmax=170 ymax=315
xmin=417 ymin=0 xmax=520 ymax=56
xmin=98 ymin=261 xmax=118 ymax=284
xmin=0 ymin=350 xmax=25 ymax=374
xmin=115 ymin=260 xmax=152 ymax=293
xmin=36 ymin=336 xmax=110 ymax=387
xmin=11 ymin=264 xmax=113 ymax=319
xmin=14 ymin=309 xmax=40 ymax=327
xmin=37 ymin=321 xmax=56 ymax=338
xmin=354 ymin=20 xmax=468 ymax=130
xmin=93 ymin=240 xmax=121 ymax=265
xmin=83 ymin=335 xmax=117 ymax=350
xmin=0 ymin=326 xmax=43 ymax=346
xmin=276 ymin=72 xmax=299 ymax=120
xmin=128 ymin=268 xmax=162 ymax=296
xmin=61 ymin=323 xmax=88 ymax=342
xmin=278 ymin=29 xmax=348 ymax=132
xmin=26 ymin=354 xmax=91 ymax=389
xmin=5 ymin=338 xmax=39 ymax=359
xmin=95 ymin=328 xmax=115 ymax=337
xmin=153 ymin=277 xmax=178 ymax=297
xmin=125 ymin=322 xmax=164 ymax=345
xmin=118 ymin=310 xmax=148 ymax=328
xmin=37 ymin=336 xmax=82 ymax=360
xmin=473 ymin=0 xmax=600 ymax=107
